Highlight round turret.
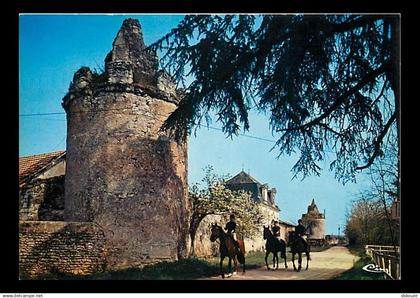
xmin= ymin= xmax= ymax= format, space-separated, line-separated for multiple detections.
xmin=62 ymin=19 xmax=189 ymax=269
xmin=301 ymin=199 xmax=325 ymax=240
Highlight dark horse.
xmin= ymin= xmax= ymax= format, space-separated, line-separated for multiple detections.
xmin=210 ymin=223 xmax=245 ymax=278
xmin=263 ymin=226 xmax=287 ymax=270
xmin=288 ymin=231 xmax=310 ymax=271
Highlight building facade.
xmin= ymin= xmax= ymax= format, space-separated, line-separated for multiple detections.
xmin=19 ymin=151 xmax=66 ymax=221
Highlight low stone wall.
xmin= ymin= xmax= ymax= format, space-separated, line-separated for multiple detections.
xmin=19 ymin=221 xmax=106 ymax=278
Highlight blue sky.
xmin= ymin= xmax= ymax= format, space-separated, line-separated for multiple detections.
xmin=19 ymin=14 xmax=371 ymax=235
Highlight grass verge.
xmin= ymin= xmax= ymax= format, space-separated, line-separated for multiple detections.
xmin=22 ymin=251 xmax=267 ymax=280
xmin=22 ymin=246 xmax=329 ymax=280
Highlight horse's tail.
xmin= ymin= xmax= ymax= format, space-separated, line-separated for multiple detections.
xmin=237 ymin=239 xmax=246 ymax=264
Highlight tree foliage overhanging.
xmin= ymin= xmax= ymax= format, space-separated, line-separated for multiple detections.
xmin=149 ymin=14 xmax=400 ymax=182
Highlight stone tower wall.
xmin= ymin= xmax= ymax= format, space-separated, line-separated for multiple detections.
xmin=302 ymin=217 xmax=325 ymax=240
xmin=62 ymin=19 xmax=189 ymax=269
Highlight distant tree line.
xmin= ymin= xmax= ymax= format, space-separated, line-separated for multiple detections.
xmin=345 ymin=128 xmax=399 ymax=247
xmin=345 ymin=198 xmax=398 ymax=246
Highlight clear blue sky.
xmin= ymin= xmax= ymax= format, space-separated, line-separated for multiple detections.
xmin=19 ymin=14 xmax=371 ymax=235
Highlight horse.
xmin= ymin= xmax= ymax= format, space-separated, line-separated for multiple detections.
xmin=210 ymin=223 xmax=246 ymax=278
xmin=263 ymin=226 xmax=288 ymax=270
xmin=288 ymin=231 xmax=311 ymax=271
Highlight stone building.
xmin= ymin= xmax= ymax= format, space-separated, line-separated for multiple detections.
xmin=194 ymin=171 xmax=293 ymax=256
xmin=62 ymin=18 xmax=190 ymax=269
xmin=19 ymin=19 xmax=191 ymax=277
xmin=225 ymin=171 xmax=278 ymax=209
xmin=19 ymin=151 xmax=66 ymax=221
xmin=19 ymin=152 xmax=107 ymax=277
xmin=301 ymin=199 xmax=326 ymax=245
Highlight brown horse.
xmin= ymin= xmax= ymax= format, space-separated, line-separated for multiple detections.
xmin=210 ymin=223 xmax=245 ymax=278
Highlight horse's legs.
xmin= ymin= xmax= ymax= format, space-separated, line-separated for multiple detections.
xmin=292 ymin=252 xmax=297 ymax=271
xmin=265 ymin=251 xmax=270 ymax=270
xmin=283 ymin=248 xmax=288 ymax=269
xmin=233 ymin=256 xmax=238 ymax=274
xmin=275 ymin=252 xmax=279 ymax=269
xmin=306 ymin=251 xmax=310 ymax=270
xmin=228 ymin=257 xmax=232 ymax=275
xmin=220 ymin=255 xmax=225 ymax=279
xmin=298 ymin=253 xmax=302 ymax=272
xmin=272 ymin=253 xmax=276 ymax=270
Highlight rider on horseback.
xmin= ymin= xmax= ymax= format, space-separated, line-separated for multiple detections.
xmin=271 ymin=220 xmax=281 ymax=241
xmin=295 ymin=219 xmax=309 ymax=251
xmin=271 ymin=220 xmax=284 ymax=255
xmin=225 ymin=214 xmax=242 ymax=254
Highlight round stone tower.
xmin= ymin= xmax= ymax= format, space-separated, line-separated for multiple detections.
xmin=62 ymin=19 xmax=189 ymax=269
xmin=301 ymin=199 xmax=325 ymax=241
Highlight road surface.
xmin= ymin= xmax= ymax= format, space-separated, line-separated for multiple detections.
xmin=198 ymin=246 xmax=359 ymax=280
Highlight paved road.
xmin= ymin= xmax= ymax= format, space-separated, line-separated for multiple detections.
xmin=198 ymin=246 xmax=359 ymax=280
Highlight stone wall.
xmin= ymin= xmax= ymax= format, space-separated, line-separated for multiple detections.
xmin=302 ymin=217 xmax=325 ymax=240
xmin=194 ymin=205 xmax=280 ymax=257
xmin=19 ymin=176 xmax=65 ymax=221
xmin=19 ymin=221 xmax=106 ymax=278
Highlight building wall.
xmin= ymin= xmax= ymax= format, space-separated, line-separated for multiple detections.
xmin=38 ymin=159 xmax=66 ymax=179
xmin=19 ymin=221 xmax=105 ymax=278
xmin=279 ymin=224 xmax=296 ymax=243
xmin=302 ymin=217 xmax=325 ymax=240
xmin=194 ymin=204 xmax=279 ymax=257
xmin=19 ymin=175 xmax=65 ymax=221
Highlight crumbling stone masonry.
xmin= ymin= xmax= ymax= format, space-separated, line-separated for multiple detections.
xmin=19 ymin=221 xmax=105 ymax=278
xmin=20 ymin=176 xmax=65 ymax=221
xmin=62 ymin=19 xmax=190 ymax=269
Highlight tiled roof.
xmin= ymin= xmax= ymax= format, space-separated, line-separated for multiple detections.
xmin=19 ymin=151 xmax=65 ymax=186
xmin=225 ymin=171 xmax=261 ymax=185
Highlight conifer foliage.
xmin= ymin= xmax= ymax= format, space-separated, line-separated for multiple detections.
xmin=150 ymin=15 xmax=400 ymax=182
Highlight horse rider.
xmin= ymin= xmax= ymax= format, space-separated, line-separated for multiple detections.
xmin=224 ymin=214 xmax=241 ymax=253
xmin=295 ymin=219 xmax=309 ymax=250
xmin=271 ymin=220 xmax=282 ymax=244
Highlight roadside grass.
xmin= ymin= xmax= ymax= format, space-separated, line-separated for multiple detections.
xmin=22 ymin=246 xmax=333 ymax=280
xmin=333 ymin=245 xmax=387 ymax=280
xmin=21 ymin=258 xmax=220 ymax=280
xmin=22 ymin=251 xmax=268 ymax=280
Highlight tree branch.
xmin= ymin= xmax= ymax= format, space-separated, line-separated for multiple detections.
xmin=355 ymin=110 xmax=397 ymax=171
xmin=280 ymin=62 xmax=391 ymax=132
xmin=326 ymin=15 xmax=383 ymax=34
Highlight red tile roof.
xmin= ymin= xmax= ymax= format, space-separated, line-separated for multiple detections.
xmin=19 ymin=151 xmax=65 ymax=186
